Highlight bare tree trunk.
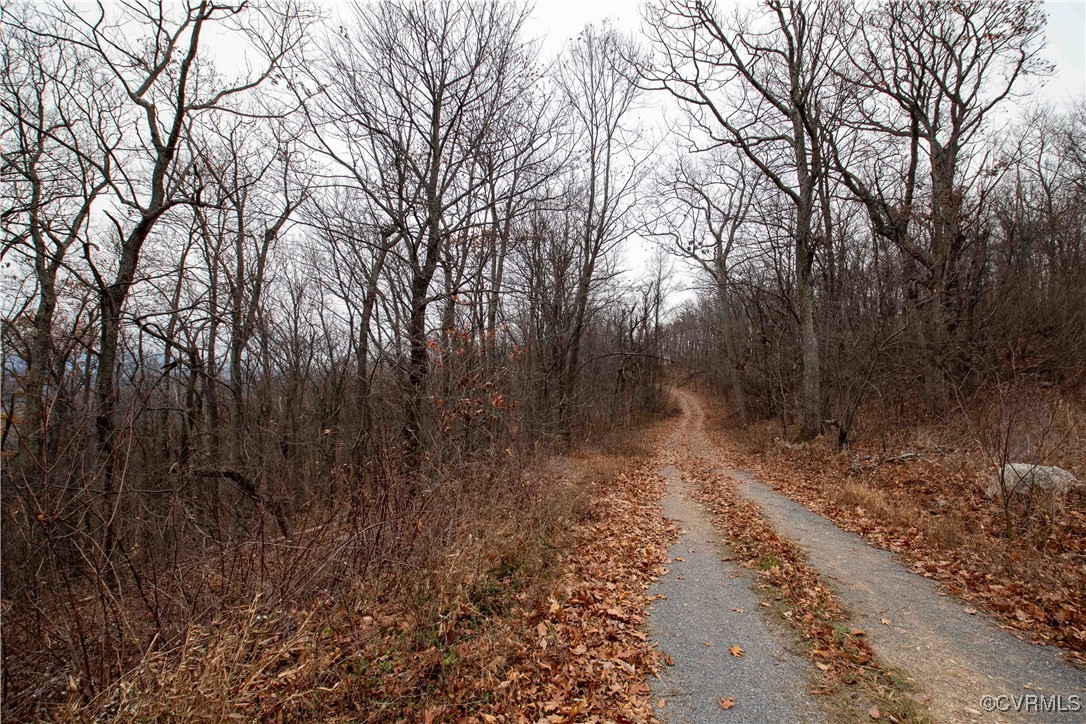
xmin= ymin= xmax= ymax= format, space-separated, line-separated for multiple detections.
xmin=25 ymin=277 xmax=57 ymax=462
xmin=716 ymin=279 xmax=748 ymax=425
xmin=792 ymin=94 xmax=823 ymax=441
xmin=797 ymin=238 xmax=822 ymax=440
xmin=402 ymin=247 xmax=439 ymax=475
xmin=95 ymin=284 xmax=125 ymax=559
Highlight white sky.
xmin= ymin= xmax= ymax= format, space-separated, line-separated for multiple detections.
xmin=1043 ymin=0 xmax=1086 ymax=104
xmin=520 ymin=0 xmax=1085 ymax=102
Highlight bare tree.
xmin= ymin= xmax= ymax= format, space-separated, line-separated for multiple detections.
xmin=652 ymin=150 xmax=761 ymax=424
xmin=20 ymin=0 xmax=306 ymax=555
xmin=302 ymin=0 xmax=534 ymax=475
xmin=644 ymin=0 xmax=842 ymax=439
xmin=1 ymin=11 xmax=107 ymax=462
xmin=304 ymin=187 xmax=394 ymax=447
xmin=555 ymin=23 xmax=648 ymax=438
xmin=829 ymin=0 xmax=1049 ymax=387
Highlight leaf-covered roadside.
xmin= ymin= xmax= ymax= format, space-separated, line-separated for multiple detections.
xmin=308 ymin=446 xmax=678 ymax=723
xmin=473 ymin=457 xmax=678 ymax=722
xmin=297 ymin=442 xmax=679 ymax=722
xmin=701 ymin=407 xmax=1086 ymax=662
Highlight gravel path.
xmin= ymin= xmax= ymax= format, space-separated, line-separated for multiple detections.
xmin=647 ymin=433 xmax=822 ymax=721
xmin=673 ymin=389 xmax=1086 ymax=723
xmin=733 ymin=471 xmax=1086 ymax=723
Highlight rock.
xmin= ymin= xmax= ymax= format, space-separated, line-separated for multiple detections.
xmin=985 ymin=463 xmax=1081 ymax=500
xmin=850 ymin=455 xmax=875 ymax=471
xmin=886 ymin=451 xmax=924 ymax=463
xmin=931 ymin=498 xmax=948 ymax=511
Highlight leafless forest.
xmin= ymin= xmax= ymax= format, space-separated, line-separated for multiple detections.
xmin=1 ymin=0 xmax=1083 ymax=719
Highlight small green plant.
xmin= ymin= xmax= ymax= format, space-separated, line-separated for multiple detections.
xmin=757 ymin=553 xmax=782 ymax=570
xmin=348 ymin=657 xmax=367 ymax=677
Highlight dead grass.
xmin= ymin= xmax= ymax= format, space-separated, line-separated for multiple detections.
xmin=832 ymin=482 xmax=917 ymax=531
xmin=925 ymin=517 xmax=965 ymax=551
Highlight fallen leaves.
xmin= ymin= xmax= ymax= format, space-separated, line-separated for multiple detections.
xmin=718 ymin=696 xmax=736 ymax=710
xmin=470 ymin=445 xmax=679 ymax=721
xmin=728 ymin=645 xmax=745 ymax=657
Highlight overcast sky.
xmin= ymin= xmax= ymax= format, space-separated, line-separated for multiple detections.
xmin=521 ymin=0 xmax=1085 ymax=105
xmin=1043 ymin=0 xmax=1086 ymax=104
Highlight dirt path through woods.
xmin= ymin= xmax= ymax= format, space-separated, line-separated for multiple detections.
xmin=664 ymin=388 xmax=1086 ymax=723
xmin=647 ymin=418 xmax=822 ymax=722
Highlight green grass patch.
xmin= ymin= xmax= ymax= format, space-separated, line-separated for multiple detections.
xmin=757 ymin=553 xmax=782 ymax=570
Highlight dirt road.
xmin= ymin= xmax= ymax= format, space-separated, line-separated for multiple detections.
xmin=647 ymin=390 xmax=1086 ymax=723
xmin=647 ymin=464 xmax=821 ymax=722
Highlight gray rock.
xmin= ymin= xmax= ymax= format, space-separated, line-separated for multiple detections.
xmin=985 ymin=463 xmax=1081 ymax=500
